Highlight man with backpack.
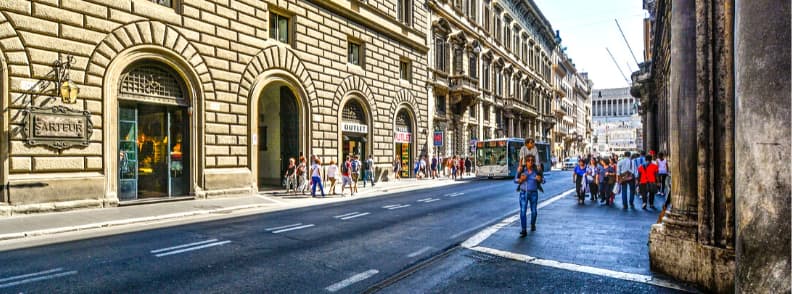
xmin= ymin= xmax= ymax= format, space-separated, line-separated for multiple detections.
xmin=363 ymin=155 xmax=375 ymax=188
xmin=341 ymin=156 xmax=353 ymax=196
xmin=351 ymin=155 xmax=361 ymax=194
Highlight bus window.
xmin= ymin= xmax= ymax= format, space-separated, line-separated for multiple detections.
xmin=508 ymin=141 xmax=520 ymax=174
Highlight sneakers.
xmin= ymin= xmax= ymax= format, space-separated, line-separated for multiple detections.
xmin=519 ymin=230 xmax=527 ymax=237
xmin=531 ymin=225 xmax=536 ymax=231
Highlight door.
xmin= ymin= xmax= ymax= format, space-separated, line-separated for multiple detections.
xmin=280 ymin=86 xmax=299 ymax=183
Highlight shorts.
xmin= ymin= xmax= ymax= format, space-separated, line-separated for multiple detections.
xmin=342 ymin=176 xmax=352 ymax=185
xmin=351 ymin=173 xmax=360 ymax=182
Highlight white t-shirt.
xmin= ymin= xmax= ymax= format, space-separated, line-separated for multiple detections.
xmin=519 ymin=146 xmax=538 ymax=163
xmin=326 ymin=165 xmax=338 ymax=178
xmin=656 ymin=159 xmax=668 ymax=174
xmin=311 ymin=163 xmax=321 ymax=177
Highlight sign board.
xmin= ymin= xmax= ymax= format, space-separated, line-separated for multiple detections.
xmin=433 ymin=131 xmax=443 ymax=146
xmin=23 ymin=105 xmax=93 ymax=150
xmin=394 ymin=131 xmax=412 ymax=143
xmin=342 ymin=122 xmax=368 ymax=134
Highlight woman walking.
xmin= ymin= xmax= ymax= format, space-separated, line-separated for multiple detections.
xmin=310 ymin=158 xmax=325 ymax=198
xmin=656 ymin=152 xmax=668 ymax=196
xmin=573 ymin=159 xmax=587 ymax=205
xmin=586 ymin=157 xmax=599 ymax=202
xmin=393 ymin=156 xmax=402 ymax=180
xmin=297 ymin=156 xmax=308 ymax=195
xmin=326 ymin=159 xmax=338 ymax=195
xmin=284 ymin=158 xmax=297 ymax=194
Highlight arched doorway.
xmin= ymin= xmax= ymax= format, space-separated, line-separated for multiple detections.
xmin=394 ymin=108 xmax=415 ymax=178
xmin=117 ymin=62 xmax=191 ymax=201
xmin=340 ymin=99 xmax=370 ymax=163
xmin=257 ymin=83 xmax=301 ymax=187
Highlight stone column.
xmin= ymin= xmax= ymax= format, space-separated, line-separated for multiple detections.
xmin=735 ymin=0 xmax=791 ymax=292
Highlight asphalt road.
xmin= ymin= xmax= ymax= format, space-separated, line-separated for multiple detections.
xmin=0 ymin=171 xmax=573 ymax=293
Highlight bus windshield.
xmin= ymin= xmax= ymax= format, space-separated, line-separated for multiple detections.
xmin=476 ymin=141 xmax=507 ymax=166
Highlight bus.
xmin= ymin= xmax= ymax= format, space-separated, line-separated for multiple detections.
xmin=475 ymin=138 xmax=552 ymax=178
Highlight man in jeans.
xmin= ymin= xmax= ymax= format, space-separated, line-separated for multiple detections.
xmin=515 ymin=154 xmax=542 ymax=236
xmin=363 ymin=155 xmax=375 ymax=187
xmin=617 ymin=151 xmax=636 ymax=209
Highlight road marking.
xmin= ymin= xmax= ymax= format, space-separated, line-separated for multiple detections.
xmin=0 ymin=268 xmax=78 ymax=288
xmin=445 ymin=192 xmax=465 ymax=197
xmin=154 ymin=240 xmax=232 ymax=257
xmin=272 ymin=224 xmax=315 ymax=234
xmin=417 ymin=198 xmax=440 ymax=203
xmin=334 ymin=212 xmax=361 ymax=218
xmin=406 ymin=246 xmax=433 ymax=258
xmin=424 ymin=199 xmax=440 ymax=203
xmin=256 ymin=193 xmax=284 ymax=204
xmin=150 ymin=239 xmax=219 ymax=253
xmin=382 ymin=205 xmax=400 ymax=209
xmin=386 ymin=204 xmax=411 ymax=210
xmin=340 ymin=212 xmax=370 ymax=220
xmin=416 ymin=198 xmax=432 ymax=202
xmin=265 ymin=223 xmax=303 ymax=231
xmin=460 ymin=189 xmax=574 ymax=248
xmin=468 ymin=246 xmax=692 ymax=292
xmin=325 ymin=269 xmax=379 ymax=292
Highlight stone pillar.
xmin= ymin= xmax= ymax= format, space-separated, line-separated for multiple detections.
xmin=735 ymin=0 xmax=791 ymax=292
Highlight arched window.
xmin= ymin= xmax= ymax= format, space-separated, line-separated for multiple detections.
xmin=120 ymin=63 xmax=187 ymax=105
xmin=342 ymin=100 xmax=367 ymax=124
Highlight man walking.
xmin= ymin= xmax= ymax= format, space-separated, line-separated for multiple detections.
xmin=617 ymin=151 xmax=636 ymax=209
xmin=518 ymin=138 xmax=544 ymax=192
xmin=351 ymin=156 xmax=361 ymax=194
xmin=638 ymin=154 xmax=659 ymax=209
xmin=341 ymin=156 xmax=353 ymax=196
xmin=430 ymin=155 xmax=438 ymax=179
xmin=364 ymin=155 xmax=375 ymax=187
xmin=515 ymin=154 xmax=542 ymax=236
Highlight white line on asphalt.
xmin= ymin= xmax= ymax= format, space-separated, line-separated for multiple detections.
xmin=150 ymin=239 xmax=219 ymax=253
xmin=468 ymin=246 xmax=692 ymax=292
xmin=155 ymin=241 xmax=232 ymax=257
xmin=325 ymin=269 xmax=379 ymax=292
xmin=255 ymin=194 xmax=285 ymax=204
xmin=460 ymin=189 xmax=574 ymax=248
xmin=265 ymin=223 xmax=303 ymax=231
xmin=417 ymin=198 xmax=432 ymax=202
xmin=0 ymin=269 xmax=77 ymax=288
xmin=387 ymin=204 xmax=411 ymax=210
xmin=382 ymin=205 xmax=399 ymax=209
xmin=423 ymin=199 xmax=440 ymax=203
xmin=272 ymin=224 xmax=315 ymax=234
xmin=334 ymin=212 xmax=361 ymax=218
xmin=406 ymin=246 xmax=433 ymax=258
xmin=340 ymin=212 xmax=370 ymax=220
xmin=445 ymin=192 xmax=465 ymax=197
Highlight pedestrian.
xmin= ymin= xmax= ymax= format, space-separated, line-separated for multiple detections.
xmin=351 ymin=156 xmax=361 ymax=194
xmin=586 ymin=157 xmax=599 ymax=202
xmin=430 ymin=155 xmax=438 ymax=179
xmin=465 ymin=157 xmax=472 ymax=176
xmin=310 ymin=158 xmax=325 ymax=198
xmin=284 ymin=158 xmax=297 ymax=194
xmin=608 ymin=157 xmax=618 ymax=204
xmin=617 ymin=151 xmax=637 ymax=209
xmin=341 ymin=156 xmax=353 ymax=196
xmin=420 ymin=156 xmax=427 ymax=179
xmin=632 ymin=153 xmax=642 ymax=196
xmin=595 ymin=158 xmax=612 ymax=205
xmin=458 ymin=156 xmax=465 ymax=179
xmin=638 ymin=154 xmax=659 ymax=209
xmin=364 ymin=155 xmax=375 ymax=187
xmin=573 ymin=159 xmax=587 ymax=205
xmin=297 ymin=156 xmax=308 ymax=195
xmin=451 ymin=156 xmax=458 ymax=180
xmin=656 ymin=152 xmax=669 ymax=196
xmin=393 ymin=156 xmax=401 ymax=180
xmin=515 ymin=154 xmax=542 ymax=236
xmin=326 ymin=159 xmax=338 ymax=195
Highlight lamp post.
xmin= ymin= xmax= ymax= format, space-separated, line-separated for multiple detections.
xmin=55 ymin=55 xmax=79 ymax=104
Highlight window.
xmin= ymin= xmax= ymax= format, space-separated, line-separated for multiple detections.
xmin=148 ymin=0 xmax=173 ymax=7
xmin=269 ymin=12 xmax=290 ymax=44
xmin=469 ymin=53 xmax=478 ymax=78
xmin=483 ymin=5 xmax=490 ymax=32
xmin=470 ymin=105 xmax=476 ymax=118
xmin=494 ymin=10 xmax=501 ymax=42
xmin=513 ymin=29 xmax=519 ymax=54
xmin=482 ymin=61 xmax=490 ymax=90
xmin=503 ymin=21 xmax=510 ymax=48
xmin=436 ymin=95 xmax=446 ymax=114
xmin=483 ymin=105 xmax=490 ymax=121
xmin=469 ymin=0 xmax=477 ymax=22
xmin=400 ymin=59 xmax=411 ymax=81
xmin=435 ymin=36 xmax=448 ymax=72
xmin=398 ymin=0 xmax=413 ymax=26
xmin=348 ymin=40 xmax=363 ymax=66
xmin=453 ymin=46 xmax=464 ymax=74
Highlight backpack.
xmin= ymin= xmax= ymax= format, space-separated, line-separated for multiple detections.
xmin=351 ymin=160 xmax=360 ymax=172
xmin=341 ymin=162 xmax=349 ymax=174
xmin=362 ymin=159 xmax=369 ymax=170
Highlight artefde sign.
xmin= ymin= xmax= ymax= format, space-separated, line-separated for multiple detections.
xmin=394 ymin=131 xmax=412 ymax=143
xmin=23 ymin=105 xmax=93 ymax=150
xmin=342 ymin=122 xmax=368 ymax=134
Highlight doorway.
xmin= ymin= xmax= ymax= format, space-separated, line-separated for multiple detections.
xmin=258 ymin=85 xmax=300 ymax=187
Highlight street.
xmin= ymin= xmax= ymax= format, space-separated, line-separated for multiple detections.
xmin=0 ymin=172 xmax=575 ymax=293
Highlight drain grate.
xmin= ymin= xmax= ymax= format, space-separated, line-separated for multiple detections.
xmin=466 ymin=251 xmax=507 ymax=264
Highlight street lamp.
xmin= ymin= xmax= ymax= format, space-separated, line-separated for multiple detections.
xmin=55 ymin=55 xmax=80 ymax=104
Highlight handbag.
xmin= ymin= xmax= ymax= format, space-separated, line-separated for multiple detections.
xmin=612 ymin=183 xmax=621 ymax=195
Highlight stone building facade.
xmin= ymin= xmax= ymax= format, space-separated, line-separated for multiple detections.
xmin=549 ymin=46 xmax=590 ymax=159
xmin=632 ymin=0 xmax=789 ymax=292
xmin=0 ymin=0 xmax=430 ymax=214
xmin=425 ymin=0 xmax=557 ymax=159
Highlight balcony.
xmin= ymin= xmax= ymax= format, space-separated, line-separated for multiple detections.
xmin=449 ymin=75 xmax=479 ymax=97
xmin=430 ymin=69 xmax=449 ymax=93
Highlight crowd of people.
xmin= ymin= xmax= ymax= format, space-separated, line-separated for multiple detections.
xmin=391 ymin=155 xmax=475 ymax=181
xmin=570 ymin=150 xmax=669 ymax=210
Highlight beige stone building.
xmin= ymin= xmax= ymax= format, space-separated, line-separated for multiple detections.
xmin=425 ymin=0 xmax=557 ymax=159
xmin=549 ymin=46 xmax=590 ymax=159
xmin=0 ymin=0 xmax=430 ymax=214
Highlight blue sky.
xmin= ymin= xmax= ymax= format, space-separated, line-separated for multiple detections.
xmin=534 ymin=0 xmax=647 ymax=89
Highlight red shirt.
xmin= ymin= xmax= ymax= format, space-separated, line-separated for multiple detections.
xmin=638 ymin=163 xmax=658 ymax=184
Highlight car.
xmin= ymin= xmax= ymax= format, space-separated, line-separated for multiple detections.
xmin=563 ymin=157 xmax=578 ymax=170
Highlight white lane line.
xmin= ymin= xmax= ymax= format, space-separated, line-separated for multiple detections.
xmin=0 ymin=269 xmax=77 ymax=289
xmin=468 ymin=246 xmax=692 ymax=292
xmin=325 ymin=269 xmax=379 ymax=292
xmin=382 ymin=205 xmax=399 ymax=209
xmin=423 ymin=198 xmax=440 ymax=203
xmin=417 ymin=198 xmax=432 ymax=202
xmin=334 ymin=212 xmax=361 ymax=218
xmin=272 ymin=224 xmax=315 ymax=234
xmin=387 ymin=204 xmax=411 ymax=210
xmin=155 ymin=241 xmax=232 ymax=257
xmin=460 ymin=189 xmax=574 ymax=248
xmin=406 ymin=246 xmax=433 ymax=258
xmin=150 ymin=239 xmax=219 ymax=253
xmin=265 ymin=223 xmax=303 ymax=231
xmin=340 ymin=212 xmax=370 ymax=220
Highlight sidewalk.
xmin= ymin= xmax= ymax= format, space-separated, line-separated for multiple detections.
xmin=0 ymin=174 xmax=477 ymax=242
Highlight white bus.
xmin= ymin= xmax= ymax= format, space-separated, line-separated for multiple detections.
xmin=475 ymin=138 xmax=551 ymax=178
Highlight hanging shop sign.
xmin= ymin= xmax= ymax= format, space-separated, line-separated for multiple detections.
xmin=23 ymin=105 xmax=93 ymax=150
xmin=433 ymin=131 xmax=444 ymax=146
xmin=394 ymin=131 xmax=412 ymax=143
xmin=342 ymin=122 xmax=368 ymax=134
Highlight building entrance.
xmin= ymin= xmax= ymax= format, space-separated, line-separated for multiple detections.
xmin=257 ymin=85 xmax=300 ymax=187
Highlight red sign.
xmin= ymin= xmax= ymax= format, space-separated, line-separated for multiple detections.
xmin=433 ymin=131 xmax=443 ymax=146
xmin=394 ymin=131 xmax=412 ymax=143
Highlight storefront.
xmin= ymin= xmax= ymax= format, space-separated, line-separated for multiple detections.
xmin=394 ymin=109 xmax=413 ymax=178
xmin=341 ymin=100 xmax=369 ymax=161
xmin=117 ymin=63 xmax=191 ymax=201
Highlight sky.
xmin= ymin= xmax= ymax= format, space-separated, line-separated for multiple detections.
xmin=533 ymin=0 xmax=647 ymax=89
